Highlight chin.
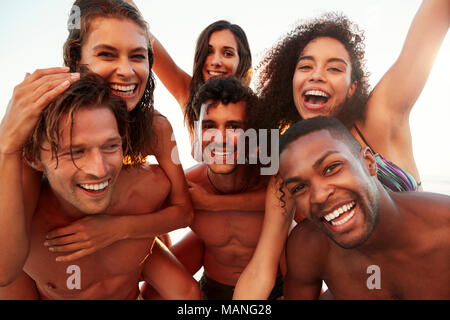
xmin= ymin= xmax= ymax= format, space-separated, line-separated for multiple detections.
xmin=208 ymin=164 xmax=238 ymax=175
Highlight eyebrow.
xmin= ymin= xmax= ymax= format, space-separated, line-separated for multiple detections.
xmin=208 ymin=44 xmax=237 ymax=51
xmin=226 ymin=120 xmax=245 ymax=126
xmin=283 ymin=150 xmax=339 ymax=186
xmin=297 ymin=55 xmax=348 ymax=66
xmin=92 ymin=44 xmax=148 ymax=53
xmin=58 ymin=137 xmax=122 ymax=153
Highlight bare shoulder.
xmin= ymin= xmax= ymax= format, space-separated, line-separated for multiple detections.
xmin=394 ymin=191 xmax=450 ymax=228
xmin=116 ymin=164 xmax=170 ymax=195
xmin=287 ymin=219 xmax=329 ymax=269
xmin=152 ymin=111 xmax=173 ymax=136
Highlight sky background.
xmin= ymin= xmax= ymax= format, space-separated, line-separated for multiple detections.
xmin=0 ymin=0 xmax=449 ymax=195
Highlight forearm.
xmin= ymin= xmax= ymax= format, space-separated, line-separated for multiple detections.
xmin=149 ymin=32 xmax=191 ymax=107
xmin=0 ymin=152 xmax=29 ymax=285
xmin=119 ymin=203 xmax=193 ymax=241
xmin=382 ymin=0 xmax=450 ymax=110
xmin=234 ymin=178 xmax=294 ymax=299
xmin=233 ymin=217 xmax=291 ymax=300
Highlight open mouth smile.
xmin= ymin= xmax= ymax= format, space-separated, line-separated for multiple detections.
xmin=303 ymin=89 xmax=330 ymax=109
xmin=110 ymin=83 xmax=137 ymax=98
xmin=77 ymin=180 xmax=110 ymax=196
xmin=322 ymin=201 xmax=357 ymax=227
xmin=206 ymin=70 xmax=227 ymax=77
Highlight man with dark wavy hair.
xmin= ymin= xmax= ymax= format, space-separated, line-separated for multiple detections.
xmin=143 ymin=77 xmax=283 ymax=300
xmin=0 ymin=74 xmax=200 ymax=300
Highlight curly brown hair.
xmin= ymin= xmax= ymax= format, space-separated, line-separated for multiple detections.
xmin=256 ymin=13 xmax=370 ymax=130
xmin=63 ymin=0 xmax=155 ymax=158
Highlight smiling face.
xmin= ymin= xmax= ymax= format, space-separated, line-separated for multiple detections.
xmin=38 ymin=106 xmax=124 ymax=216
xmin=199 ymin=100 xmax=247 ymax=175
xmin=202 ymin=29 xmax=240 ymax=81
xmin=80 ymin=17 xmax=150 ymax=111
xmin=292 ymin=37 xmax=357 ymax=120
xmin=279 ymin=129 xmax=379 ymax=249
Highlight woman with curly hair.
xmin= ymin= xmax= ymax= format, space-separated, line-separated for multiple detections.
xmin=234 ymin=0 xmax=449 ymax=299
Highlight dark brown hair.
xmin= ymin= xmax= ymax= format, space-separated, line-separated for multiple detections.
xmin=257 ymin=13 xmax=370 ymax=131
xmin=184 ymin=20 xmax=252 ymax=130
xmin=63 ymin=0 xmax=155 ymax=157
xmin=24 ymin=73 xmax=131 ymax=166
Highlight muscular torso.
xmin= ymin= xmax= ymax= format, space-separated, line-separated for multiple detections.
xmin=293 ymin=192 xmax=449 ymax=299
xmin=24 ymin=164 xmax=170 ymax=300
xmin=187 ymin=165 xmax=267 ymax=285
xmin=324 ymin=235 xmax=449 ymax=299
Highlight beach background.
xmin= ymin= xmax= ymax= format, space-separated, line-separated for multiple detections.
xmin=0 ymin=1 xmax=448 ymax=264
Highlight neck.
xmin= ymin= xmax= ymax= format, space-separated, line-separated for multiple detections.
xmin=206 ymin=165 xmax=255 ymax=194
xmin=355 ymin=183 xmax=409 ymax=254
xmin=44 ymin=185 xmax=87 ymax=223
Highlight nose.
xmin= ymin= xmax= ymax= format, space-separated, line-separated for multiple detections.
xmin=81 ymin=149 xmax=108 ymax=179
xmin=309 ymin=67 xmax=326 ymax=83
xmin=209 ymin=52 xmax=222 ymax=67
xmin=116 ymin=57 xmax=135 ymax=79
xmin=310 ymin=180 xmax=334 ymax=206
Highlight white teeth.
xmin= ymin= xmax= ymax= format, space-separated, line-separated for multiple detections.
xmin=110 ymin=84 xmax=136 ymax=92
xmin=214 ymin=151 xmax=232 ymax=156
xmin=208 ymin=71 xmax=225 ymax=76
xmin=79 ymin=181 xmax=109 ymax=191
xmin=323 ymin=202 xmax=355 ymax=222
xmin=305 ymin=90 xmax=330 ymax=98
xmin=331 ymin=209 xmax=355 ymax=226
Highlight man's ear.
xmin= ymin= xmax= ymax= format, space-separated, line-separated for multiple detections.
xmin=25 ymin=157 xmax=45 ymax=172
xmin=360 ymin=147 xmax=377 ymax=176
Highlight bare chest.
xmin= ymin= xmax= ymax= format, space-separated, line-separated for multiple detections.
xmin=24 ymin=211 xmax=152 ymax=299
xmin=324 ymin=248 xmax=450 ymax=299
xmin=192 ymin=209 xmax=265 ymax=250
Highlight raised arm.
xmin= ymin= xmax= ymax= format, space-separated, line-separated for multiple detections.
xmin=233 ymin=175 xmax=295 ymax=299
xmin=151 ymin=33 xmax=192 ymax=110
xmin=125 ymin=0 xmax=192 ymax=110
xmin=363 ymin=0 xmax=449 ymax=154
xmin=0 ymin=68 xmax=79 ymax=285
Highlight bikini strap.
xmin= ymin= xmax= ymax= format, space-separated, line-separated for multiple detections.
xmin=354 ymin=125 xmax=376 ymax=154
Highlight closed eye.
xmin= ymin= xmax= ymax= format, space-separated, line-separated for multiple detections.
xmin=103 ymin=144 xmax=121 ymax=152
xmin=298 ymin=65 xmax=312 ymax=70
xmin=98 ymin=52 xmax=115 ymax=58
xmin=131 ymin=54 xmax=146 ymax=60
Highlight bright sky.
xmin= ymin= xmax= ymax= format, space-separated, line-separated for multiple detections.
xmin=0 ymin=0 xmax=449 ymax=194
